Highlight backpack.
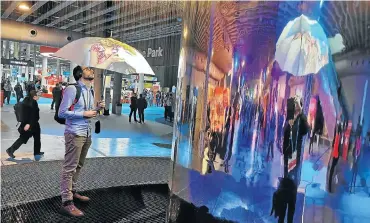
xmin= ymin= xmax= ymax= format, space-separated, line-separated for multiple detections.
xmin=14 ymin=102 xmax=25 ymax=126
xmin=54 ymin=84 xmax=82 ymax=125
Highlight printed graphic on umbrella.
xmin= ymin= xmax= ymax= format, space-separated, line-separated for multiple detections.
xmin=275 ymin=15 xmax=329 ymax=76
xmin=53 ymin=37 xmax=154 ymax=75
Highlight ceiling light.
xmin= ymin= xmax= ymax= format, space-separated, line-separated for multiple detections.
xmin=19 ymin=3 xmax=30 ymax=11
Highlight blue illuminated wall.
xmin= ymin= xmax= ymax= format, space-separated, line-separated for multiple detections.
xmin=168 ymin=1 xmax=370 ymax=223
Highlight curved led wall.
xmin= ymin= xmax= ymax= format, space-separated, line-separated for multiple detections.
xmin=168 ymin=1 xmax=370 ymax=223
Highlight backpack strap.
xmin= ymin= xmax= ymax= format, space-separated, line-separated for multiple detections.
xmin=68 ymin=84 xmax=82 ymax=111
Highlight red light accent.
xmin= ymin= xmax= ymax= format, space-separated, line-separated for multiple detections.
xmin=40 ymin=46 xmax=59 ymax=54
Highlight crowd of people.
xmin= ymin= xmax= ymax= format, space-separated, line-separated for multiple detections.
xmin=0 ymin=76 xmax=49 ymax=105
xmin=128 ymin=89 xmax=176 ymax=123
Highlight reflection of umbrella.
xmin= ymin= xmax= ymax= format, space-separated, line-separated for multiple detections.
xmin=53 ymin=37 xmax=154 ymax=75
xmin=275 ymin=15 xmax=329 ymax=76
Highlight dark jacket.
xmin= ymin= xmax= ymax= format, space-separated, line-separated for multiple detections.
xmin=283 ymin=113 xmax=309 ymax=156
xmin=137 ymin=97 xmax=147 ymax=110
xmin=19 ymin=97 xmax=40 ymax=134
xmin=52 ymin=86 xmax=62 ymax=100
xmin=14 ymin=84 xmax=23 ymax=96
xmin=130 ymin=96 xmax=137 ymax=109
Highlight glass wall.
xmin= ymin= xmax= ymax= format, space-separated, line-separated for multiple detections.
xmin=169 ymin=1 xmax=370 ymax=223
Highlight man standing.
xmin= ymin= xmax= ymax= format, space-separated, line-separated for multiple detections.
xmin=129 ymin=93 xmax=138 ymax=123
xmin=51 ymin=83 xmax=62 ymax=110
xmin=58 ymin=66 xmax=104 ymax=217
xmin=137 ymin=94 xmax=147 ymax=124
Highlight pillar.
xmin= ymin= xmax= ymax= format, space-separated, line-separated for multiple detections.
xmin=41 ymin=56 xmax=48 ymax=86
xmin=56 ymin=59 xmax=61 ymax=75
xmin=4 ymin=40 xmax=10 ymax=59
xmin=93 ymin=68 xmax=103 ymax=107
xmin=1 ymin=40 xmax=3 ymax=57
xmin=112 ymin=72 xmax=123 ymax=114
xmin=25 ymin=44 xmax=31 ymax=81
xmin=30 ymin=45 xmax=36 ymax=81
xmin=138 ymin=73 xmax=144 ymax=95
xmin=13 ymin=42 xmax=19 ymax=59
xmin=70 ymin=62 xmax=77 ymax=83
xmin=4 ymin=41 xmax=10 ymax=73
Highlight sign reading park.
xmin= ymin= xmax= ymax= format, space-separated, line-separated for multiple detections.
xmin=142 ymin=47 xmax=163 ymax=58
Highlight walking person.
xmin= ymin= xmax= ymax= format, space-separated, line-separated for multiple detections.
xmin=156 ymin=91 xmax=161 ymax=107
xmin=129 ymin=93 xmax=138 ymax=123
xmin=6 ymin=90 xmax=44 ymax=158
xmin=267 ymin=112 xmax=276 ymax=160
xmin=14 ymin=82 xmax=23 ymax=103
xmin=51 ymin=83 xmax=62 ymax=110
xmin=3 ymin=79 xmax=12 ymax=105
xmin=164 ymin=93 xmax=172 ymax=121
xmin=58 ymin=66 xmax=104 ymax=217
xmin=137 ymin=94 xmax=147 ymax=124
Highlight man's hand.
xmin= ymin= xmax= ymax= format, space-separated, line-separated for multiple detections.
xmin=98 ymin=101 xmax=105 ymax=109
xmin=24 ymin=124 xmax=30 ymax=131
xmin=288 ymin=120 xmax=294 ymax=127
xmin=83 ymin=110 xmax=97 ymax=118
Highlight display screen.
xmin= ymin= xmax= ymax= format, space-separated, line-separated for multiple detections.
xmin=169 ymin=1 xmax=370 ymax=223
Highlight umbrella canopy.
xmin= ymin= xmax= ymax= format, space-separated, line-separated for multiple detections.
xmin=275 ymin=15 xmax=329 ymax=76
xmin=53 ymin=37 xmax=154 ymax=75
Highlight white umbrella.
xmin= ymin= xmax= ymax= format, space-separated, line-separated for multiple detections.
xmin=275 ymin=15 xmax=329 ymax=76
xmin=53 ymin=37 xmax=154 ymax=75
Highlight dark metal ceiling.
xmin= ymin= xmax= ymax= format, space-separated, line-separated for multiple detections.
xmin=1 ymin=1 xmax=183 ymax=42
xmin=1 ymin=1 xmax=183 ymax=68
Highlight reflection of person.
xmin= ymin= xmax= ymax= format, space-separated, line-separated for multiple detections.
xmin=283 ymin=96 xmax=309 ymax=181
xmin=277 ymin=96 xmax=309 ymax=223
xmin=271 ymin=177 xmax=297 ymax=223
xmin=267 ymin=112 xmax=276 ymax=160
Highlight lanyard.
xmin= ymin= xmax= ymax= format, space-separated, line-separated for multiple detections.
xmin=81 ymin=87 xmax=91 ymax=110
xmin=290 ymin=117 xmax=300 ymax=153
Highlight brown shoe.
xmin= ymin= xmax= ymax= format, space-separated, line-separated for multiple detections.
xmin=60 ymin=203 xmax=84 ymax=217
xmin=74 ymin=193 xmax=90 ymax=202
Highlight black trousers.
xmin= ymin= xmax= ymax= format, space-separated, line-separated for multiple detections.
xmin=138 ymin=109 xmax=144 ymax=123
xmin=309 ymin=135 xmax=315 ymax=154
xmin=129 ymin=108 xmax=137 ymax=122
xmin=16 ymin=94 xmax=22 ymax=103
xmin=3 ymin=91 xmax=10 ymax=104
xmin=267 ymin=141 xmax=274 ymax=158
xmin=278 ymin=191 xmax=297 ymax=223
xmin=51 ymin=99 xmax=55 ymax=109
xmin=165 ymin=106 xmax=172 ymax=121
xmin=9 ymin=123 xmax=41 ymax=155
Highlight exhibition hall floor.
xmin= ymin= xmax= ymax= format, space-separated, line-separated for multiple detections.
xmin=2 ymin=97 xmax=370 ymax=222
xmin=0 ymin=97 xmax=172 ymax=222
xmin=1 ymin=98 xmax=172 ymax=165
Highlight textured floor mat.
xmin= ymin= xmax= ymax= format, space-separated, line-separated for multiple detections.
xmin=1 ymin=157 xmax=170 ymax=207
xmin=1 ymin=184 xmax=169 ymax=223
